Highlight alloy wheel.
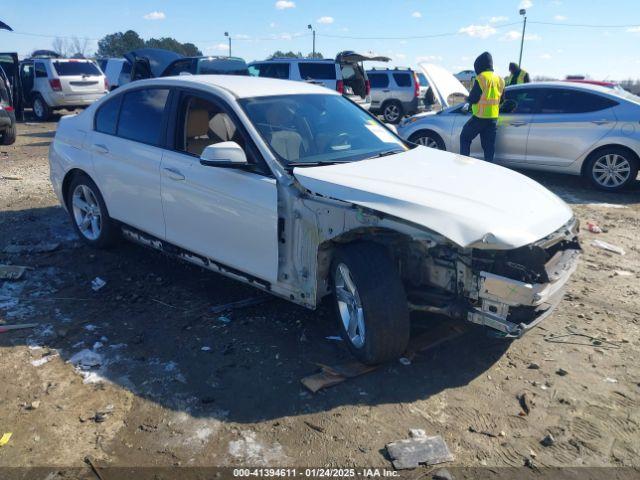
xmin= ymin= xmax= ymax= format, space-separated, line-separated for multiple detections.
xmin=72 ymin=184 xmax=102 ymax=241
xmin=334 ymin=263 xmax=366 ymax=349
xmin=592 ymin=153 xmax=631 ymax=188
xmin=384 ymin=104 xmax=400 ymax=123
xmin=415 ymin=135 xmax=440 ymax=149
xmin=33 ymin=98 xmax=44 ymax=119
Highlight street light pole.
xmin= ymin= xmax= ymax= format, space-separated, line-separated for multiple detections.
xmin=518 ymin=9 xmax=527 ymax=67
xmin=224 ymin=31 xmax=231 ymax=57
xmin=307 ymin=24 xmax=315 ymax=57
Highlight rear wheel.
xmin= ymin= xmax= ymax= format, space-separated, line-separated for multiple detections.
xmin=0 ymin=123 xmax=16 ymax=145
xmin=67 ymin=174 xmax=119 ymax=248
xmin=584 ymin=147 xmax=638 ymax=191
xmin=32 ymin=94 xmax=51 ymax=121
xmin=409 ymin=130 xmax=445 ymax=150
xmin=382 ymin=100 xmax=404 ymax=124
xmin=331 ymin=243 xmax=410 ymax=365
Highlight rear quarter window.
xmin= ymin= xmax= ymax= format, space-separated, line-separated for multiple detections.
xmin=298 ymin=62 xmax=336 ymax=80
xmin=539 ymin=89 xmax=618 ymax=114
xmin=53 ymin=61 xmax=101 ymax=77
xmin=116 ymin=88 xmax=169 ymax=145
xmin=95 ymin=95 xmax=122 ymax=135
xmin=393 ymin=73 xmax=412 ymax=87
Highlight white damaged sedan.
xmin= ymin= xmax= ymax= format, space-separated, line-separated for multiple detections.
xmin=49 ymin=75 xmax=580 ymax=364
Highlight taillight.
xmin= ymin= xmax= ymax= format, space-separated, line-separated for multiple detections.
xmin=49 ymin=79 xmax=62 ymax=91
xmin=104 ymin=78 xmax=109 ymax=91
xmin=336 ymin=79 xmax=344 ymax=94
xmin=4 ymin=106 xmax=13 ymax=112
xmin=365 ymin=79 xmax=371 ymax=96
xmin=413 ymin=72 xmax=420 ymax=98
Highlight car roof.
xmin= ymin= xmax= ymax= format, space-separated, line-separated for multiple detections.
xmin=507 ymin=81 xmax=616 ymax=95
xmin=252 ymin=58 xmax=335 ymax=63
xmin=125 ymin=75 xmax=339 ymax=98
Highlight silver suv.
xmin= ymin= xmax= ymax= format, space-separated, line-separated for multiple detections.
xmin=366 ymin=68 xmax=422 ymax=123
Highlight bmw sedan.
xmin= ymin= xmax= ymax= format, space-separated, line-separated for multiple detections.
xmin=399 ymin=70 xmax=640 ymax=191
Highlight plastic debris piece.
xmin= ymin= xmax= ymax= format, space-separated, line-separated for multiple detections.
xmin=586 ymin=221 xmax=602 ymax=233
xmin=217 ymin=315 xmax=232 ymax=324
xmin=325 ymin=335 xmax=343 ymax=342
xmin=399 ymin=357 xmax=412 ymax=366
xmin=386 ymin=433 xmax=453 ymax=469
xmin=0 ymin=323 xmax=38 ymax=334
xmin=0 ymin=432 xmax=11 ymax=447
xmin=592 ymin=240 xmax=625 ymax=255
xmin=91 ymin=277 xmax=107 ymax=292
xmin=30 ymin=353 xmax=58 ymax=367
xmin=301 ymin=362 xmax=378 ymax=393
xmin=603 ymin=377 xmax=618 ymax=383
xmin=0 ymin=265 xmax=28 ymax=280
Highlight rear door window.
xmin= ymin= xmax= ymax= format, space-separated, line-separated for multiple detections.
xmin=393 ymin=73 xmax=411 ymax=87
xmin=117 ymin=88 xmax=170 ymax=145
xmin=503 ymin=88 xmax=541 ymax=114
xmin=35 ymin=62 xmax=48 ymax=78
xmin=253 ymin=63 xmax=289 ymax=79
xmin=95 ymin=95 xmax=122 ymax=135
xmin=53 ymin=61 xmax=101 ymax=77
xmin=538 ymin=89 xmax=617 ymax=114
xmin=368 ymin=73 xmax=389 ymax=88
xmin=298 ymin=62 xmax=336 ymax=80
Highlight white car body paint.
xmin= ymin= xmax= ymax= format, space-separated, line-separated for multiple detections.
xmin=293 ymin=146 xmax=573 ymax=249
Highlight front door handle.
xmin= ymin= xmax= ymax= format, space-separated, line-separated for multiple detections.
xmin=591 ymin=119 xmax=610 ymax=125
xmin=510 ymin=121 xmax=528 ymax=127
xmin=163 ymin=167 xmax=185 ymax=181
xmin=92 ymin=144 xmax=109 ymax=154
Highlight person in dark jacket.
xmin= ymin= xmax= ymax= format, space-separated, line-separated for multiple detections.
xmin=506 ymin=62 xmax=530 ymax=85
xmin=459 ymin=52 xmax=505 ymax=162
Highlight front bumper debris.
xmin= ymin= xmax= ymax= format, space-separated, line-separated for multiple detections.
xmin=467 ymin=247 xmax=581 ymax=337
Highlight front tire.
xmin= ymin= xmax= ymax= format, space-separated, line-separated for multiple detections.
xmin=382 ymin=100 xmax=404 ymax=124
xmin=67 ymin=174 xmax=119 ymax=248
xmin=331 ymin=243 xmax=410 ymax=365
xmin=0 ymin=123 xmax=16 ymax=145
xmin=409 ymin=130 xmax=445 ymax=150
xmin=32 ymin=94 xmax=51 ymax=121
xmin=584 ymin=147 xmax=638 ymax=191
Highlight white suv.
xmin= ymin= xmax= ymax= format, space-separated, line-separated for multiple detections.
xmin=19 ymin=57 xmax=107 ymax=120
xmin=49 ymin=75 xmax=580 ymax=364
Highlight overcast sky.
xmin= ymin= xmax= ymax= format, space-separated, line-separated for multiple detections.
xmin=3 ymin=0 xmax=640 ymax=79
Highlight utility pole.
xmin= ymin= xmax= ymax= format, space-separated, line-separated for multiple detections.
xmin=307 ymin=24 xmax=315 ymax=57
xmin=224 ymin=31 xmax=231 ymax=57
xmin=518 ymin=9 xmax=527 ymax=67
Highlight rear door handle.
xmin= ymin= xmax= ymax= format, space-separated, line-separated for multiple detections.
xmin=92 ymin=144 xmax=109 ymax=154
xmin=591 ymin=119 xmax=610 ymax=125
xmin=163 ymin=167 xmax=185 ymax=181
xmin=510 ymin=121 xmax=528 ymax=127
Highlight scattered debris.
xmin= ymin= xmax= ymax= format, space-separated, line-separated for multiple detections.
xmin=468 ymin=426 xmax=498 ymax=438
xmin=201 ymin=346 xmax=212 ymax=352
xmin=431 ymin=468 xmax=454 ymax=480
xmin=301 ymin=362 xmax=378 ymax=393
xmin=409 ymin=429 xmax=426 ymax=439
xmin=524 ymin=457 xmax=537 ymax=469
xmin=613 ymin=270 xmax=633 ymax=277
xmin=30 ymin=353 xmax=58 ymax=367
xmin=591 ymin=240 xmax=625 ymax=256
xmin=0 ymin=432 xmax=12 ymax=447
xmin=0 ymin=323 xmax=37 ymax=334
xmin=209 ymin=296 xmax=270 ymax=314
xmin=0 ymin=175 xmax=22 ymax=180
xmin=518 ymin=392 xmax=532 ymax=415
xmin=585 ymin=202 xmax=627 ymax=209
xmin=540 ymin=433 xmax=556 ymax=447
xmin=84 ymin=455 xmax=106 ymax=480
xmin=545 ymin=328 xmax=622 ymax=350
xmin=586 ymin=221 xmax=603 ymax=233
xmin=217 ymin=315 xmax=232 ymax=324
xmin=25 ymin=400 xmax=40 ymax=411
xmin=603 ymin=377 xmax=618 ymax=383
xmin=3 ymin=242 xmax=60 ymax=254
xmin=303 ymin=421 xmax=325 ymax=434
xmin=399 ymin=357 xmax=412 ymax=366
xmin=325 ymin=335 xmax=343 ymax=342
xmin=556 ymin=368 xmax=569 ymax=376
xmin=91 ymin=277 xmax=107 ymax=292
xmin=0 ymin=265 xmax=29 ymax=280
xmin=527 ymin=362 xmax=540 ymax=370
xmin=386 ymin=431 xmax=453 ymax=470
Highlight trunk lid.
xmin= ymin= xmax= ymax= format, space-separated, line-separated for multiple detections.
xmin=418 ymin=63 xmax=469 ymax=109
xmin=124 ymin=48 xmax=184 ymax=80
xmin=336 ymin=51 xmax=391 ymax=101
xmin=293 ymin=147 xmax=573 ymax=249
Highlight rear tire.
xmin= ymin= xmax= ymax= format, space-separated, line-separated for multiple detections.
xmin=382 ymin=100 xmax=404 ymax=124
xmin=66 ymin=173 xmax=119 ymax=248
xmin=584 ymin=147 xmax=638 ymax=191
xmin=0 ymin=123 xmax=16 ymax=145
xmin=32 ymin=94 xmax=51 ymax=121
xmin=331 ymin=242 xmax=410 ymax=365
xmin=409 ymin=130 xmax=445 ymax=150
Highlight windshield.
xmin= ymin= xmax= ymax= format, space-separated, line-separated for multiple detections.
xmin=53 ymin=61 xmax=101 ymax=76
xmin=197 ymin=58 xmax=249 ymax=75
xmin=239 ymin=94 xmax=408 ymax=166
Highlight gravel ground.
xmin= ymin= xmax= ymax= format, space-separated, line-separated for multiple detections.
xmin=0 ymin=119 xmax=639 ymax=474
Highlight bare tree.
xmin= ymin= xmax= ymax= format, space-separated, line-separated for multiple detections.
xmin=52 ymin=37 xmax=69 ymax=57
xmin=70 ymin=36 xmax=90 ymax=58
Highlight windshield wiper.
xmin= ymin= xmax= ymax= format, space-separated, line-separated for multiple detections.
xmin=365 ymin=149 xmax=404 ymax=159
xmin=286 ymin=160 xmax=353 ymax=168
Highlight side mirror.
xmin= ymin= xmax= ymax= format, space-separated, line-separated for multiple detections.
xmin=500 ymin=99 xmax=517 ymax=114
xmin=200 ymin=141 xmax=248 ymax=168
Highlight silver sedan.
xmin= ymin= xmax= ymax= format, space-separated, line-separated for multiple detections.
xmin=398 ymin=81 xmax=640 ymax=191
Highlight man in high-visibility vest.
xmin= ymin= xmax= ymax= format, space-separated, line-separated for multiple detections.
xmin=460 ymin=52 xmax=505 ymax=163
xmin=506 ymin=62 xmax=530 ymax=86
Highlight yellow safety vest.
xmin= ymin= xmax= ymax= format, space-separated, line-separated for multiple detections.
xmin=472 ymin=71 xmax=504 ymax=119
xmin=506 ymin=69 xmax=527 ymax=85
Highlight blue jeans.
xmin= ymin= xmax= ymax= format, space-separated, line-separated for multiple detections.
xmin=460 ymin=116 xmax=498 ymax=162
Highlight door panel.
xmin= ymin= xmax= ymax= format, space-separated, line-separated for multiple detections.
xmin=161 ymin=152 xmax=278 ymax=282
xmin=494 ymin=113 xmax=531 ymax=164
xmin=525 ymin=89 xmax=617 ymax=166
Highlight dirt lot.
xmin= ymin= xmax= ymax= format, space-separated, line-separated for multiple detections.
xmin=1 ymin=119 xmax=639 ymax=474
